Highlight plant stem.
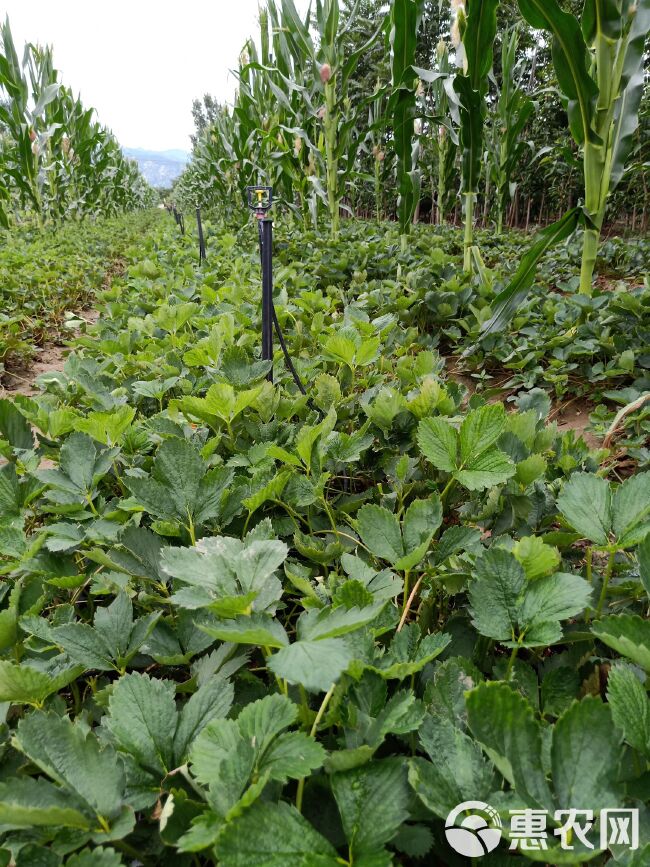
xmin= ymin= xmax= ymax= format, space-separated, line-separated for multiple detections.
xmin=579 ymin=224 xmax=601 ymax=296
xmin=296 ymin=682 xmax=336 ymax=813
xmin=187 ymin=513 xmax=196 ymax=546
xmin=440 ymin=477 xmax=456 ymax=503
xmin=584 ymin=546 xmax=594 ymax=622
xmin=321 ymin=496 xmax=338 ymax=532
xmin=402 ymin=570 xmax=410 ymax=615
xmin=398 ymin=573 xmax=425 ymax=633
xmin=437 ymin=130 xmax=446 ymax=225
xmin=504 ymin=645 xmax=519 ymax=681
xmin=374 ymin=157 xmax=382 ymax=222
xmin=463 ymin=191 xmax=476 ymax=273
xmin=299 ymin=684 xmax=310 ymax=723
xmin=324 ymin=78 xmax=339 ymax=238
xmin=266 ymin=498 xmax=309 ymax=530
xmin=595 ymin=550 xmax=616 ymax=619
xmin=262 ymin=645 xmax=287 ymax=695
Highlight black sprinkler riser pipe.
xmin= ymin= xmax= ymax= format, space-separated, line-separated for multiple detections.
xmin=250 ymin=201 xmax=322 ymax=415
xmin=259 ymin=217 xmax=274 ymax=382
xmin=196 ymin=207 xmax=206 ymax=263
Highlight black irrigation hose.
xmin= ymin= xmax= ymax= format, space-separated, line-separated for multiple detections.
xmin=271 ymin=304 xmax=324 ymax=420
xmin=257 ymin=218 xmax=324 ymax=419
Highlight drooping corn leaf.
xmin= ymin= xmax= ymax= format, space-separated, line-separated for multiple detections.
xmin=472 ymin=208 xmax=582 ymax=340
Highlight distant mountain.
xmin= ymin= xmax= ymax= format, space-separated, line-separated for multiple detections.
xmin=123 ymin=147 xmax=189 ymax=188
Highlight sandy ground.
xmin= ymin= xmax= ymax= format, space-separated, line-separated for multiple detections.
xmin=445 ymin=356 xmax=602 ymax=449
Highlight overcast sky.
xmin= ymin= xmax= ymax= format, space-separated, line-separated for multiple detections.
xmin=2 ymin=0 xmax=311 ymax=152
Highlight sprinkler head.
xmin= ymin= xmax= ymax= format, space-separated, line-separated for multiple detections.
xmin=246 ymin=186 xmax=273 ymax=217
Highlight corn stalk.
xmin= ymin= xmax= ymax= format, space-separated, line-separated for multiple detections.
xmin=415 ymin=44 xmax=460 ymax=227
xmin=313 ymin=0 xmax=383 ymax=236
xmin=365 ymin=86 xmax=388 ymax=222
xmin=431 ymin=42 xmax=459 ymax=225
xmin=454 ymin=0 xmax=501 ymax=272
xmin=389 ymin=0 xmax=424 ymax=251
xmin=515 ymin=0 xmax=650 ymax=294
xmin=490 ymin=24 xmax=536 ymax=234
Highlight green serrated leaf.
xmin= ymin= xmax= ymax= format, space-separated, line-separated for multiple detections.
xmin=269 ymin=637 xmax=353 ymax=692
xmin=466 ymin=682 xmax=553 ymax=811
xmin=606 ymin=665 xmax=650 ymax=757
xmin=332 ymin=758 xmax=410 ymax=858
xmin=0 ymin=659 xmax=82 ymax=705
xmin=557 ymin=473 xmax=611 ymax=546
xmin=214 ymin=801 xmax=339 ymax=867
xmin=409 ymin=714 xmax=496 ymax=818
xmin=551 ymin=697 xmax=623 ymax=811
xmin=592 ymin=614 xmax=650 ymax=671
xmin=13 ymin=711 xmax=126 ymax=819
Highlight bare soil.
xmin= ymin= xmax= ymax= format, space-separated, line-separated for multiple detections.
xmin=445 ymin=357 xmax=602 ymax=448
xmin=1 ymin=343 xmax=71 ymax=398
xmin=548 ymin=398 xmax=602 ymax=449
xmin=0 ymin=254 xmax=120 ymax=397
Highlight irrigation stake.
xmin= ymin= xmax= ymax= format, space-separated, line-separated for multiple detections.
xmin=172 ymin=206 xmax=185 ymax=235
xmin=247 ymin=186 xmax=274 ymax=382
xmin=196 ymin=207 xmax=206 ymax=263
xmin=245 ymin=186 xmax=324 ymax=416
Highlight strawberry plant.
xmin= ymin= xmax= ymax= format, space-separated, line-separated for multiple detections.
xmin=0 ymin=210 xmax=647 ymax=864
xmin=0 ymin=0 xmax=648 ymax=858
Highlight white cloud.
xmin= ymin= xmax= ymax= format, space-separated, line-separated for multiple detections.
xmin=2 ymin=0 xmax=311 ymax=152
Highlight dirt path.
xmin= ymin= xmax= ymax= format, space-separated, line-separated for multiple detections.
xmin=0 ymin=256 xmax=120 ymax=398
xmin=445 ymin=357 xmax=602 ymax=449
xmin=0 ymin=308 xmax=101 ymax=469
xmin=2 ymin=343 xmax=71 ymax=398
xmin=0 ymin=308 xmax=99 ymax=398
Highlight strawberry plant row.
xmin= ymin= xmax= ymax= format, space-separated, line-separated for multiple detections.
xmin=0 ymin=214 xmax=647 ymax=865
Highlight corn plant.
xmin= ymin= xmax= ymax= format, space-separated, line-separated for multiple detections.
xmin=0 ymin=20 xmax=59 ymax=221
xmin=514 ymin=0 xmax=650 ymax=294
xmin=421 ymin=40 xmax=459 ymax=225
xmin=0 ymin=17 xmax=153 ymax=225
xmin=282 ymin=0 xmax=383 ymax=236
xmin=180 ymin=0 xmax=386 ymax=231
xmin=364 ymin=85 xmax=389 ymax=222
xmin=389 ymin=0 xmax=424 ymax=250
xmin=453 ymin=0 xmax=500 ymax=272
xmin=436 ymin=46 xmax=459 ymax=227
xmin=259 ymin=1 xmax=326 ymax=224
xmin=0 ymin=144 xmax=9 ymax=228
xmin=489 ymin=24 xmax=536 ymax=234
